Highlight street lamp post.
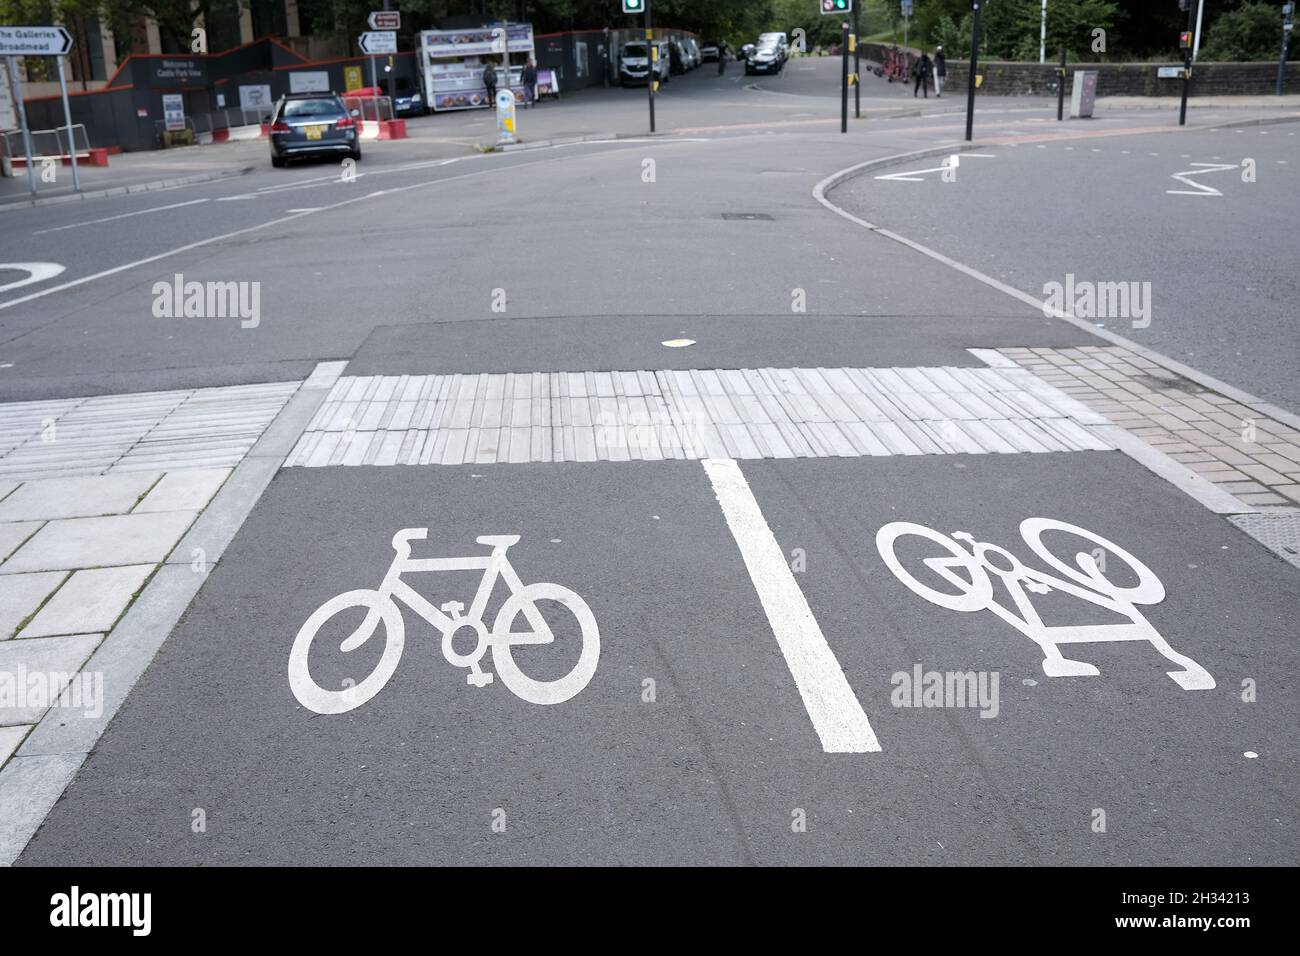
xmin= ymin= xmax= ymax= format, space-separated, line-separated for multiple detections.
xmin=1040 ymin=0 xmax=1047 ymax=64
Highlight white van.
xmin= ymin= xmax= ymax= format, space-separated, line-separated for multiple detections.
xmin=619 ymin=40 xmax=671 ymax=86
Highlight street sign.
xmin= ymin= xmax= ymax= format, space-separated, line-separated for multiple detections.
xmin=368 ymin=11 xmax=400 ymax=30
xmin=0 ymin=25 xmax=72 ymax=56
xmin=359 ymin=31 xmax=397 ymax=56
xmin=162 ymin=93 xmax=186 ymax=132
xmin=821 ymin=0 xmax=853 ymax=13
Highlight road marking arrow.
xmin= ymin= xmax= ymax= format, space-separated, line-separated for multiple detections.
xmin=1167 ymin=161 xmax=1238 ymax=197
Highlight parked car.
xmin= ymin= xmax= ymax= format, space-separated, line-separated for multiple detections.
xmin=758 ymin=32 xmax=790 ymax=64
xmin=745 ymin=41 xmax=784 ymax=76
xmin=682 ymin=37 xmax=701 ymax=69
xmin=669 ymin=40 xmax=687 ymax=76
xmin=620 ymin=40 xmax=671 ymax=86
xmin=378 ymin=76 xmax=426 ymax=117
xmin=269 ymin=93 xmax=360 ymax=167
xmin=700 ymin=40 xmax=721 ymax=63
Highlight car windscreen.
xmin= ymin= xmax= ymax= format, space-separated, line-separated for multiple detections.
xmin=623 ymin=44 xmax=647 ymax=58
xmin=283 ymin=99 xmax=343 ymax=117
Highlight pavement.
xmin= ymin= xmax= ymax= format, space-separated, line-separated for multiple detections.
xmin=0 ymin=59 xmax=1296 ymax=868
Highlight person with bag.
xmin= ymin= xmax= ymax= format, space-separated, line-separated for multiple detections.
xmin=913 ymin=51 xmax=932 ymax=98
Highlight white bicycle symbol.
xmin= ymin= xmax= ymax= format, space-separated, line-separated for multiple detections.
xmin=289 ymin=530 xmax=600 ymax=714
xmin=876 ymin=517 xmax=1214 ymax=690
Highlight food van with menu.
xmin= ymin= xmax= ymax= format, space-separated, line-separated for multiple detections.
xmin=418 ymin=24 xmax=536 ymax=112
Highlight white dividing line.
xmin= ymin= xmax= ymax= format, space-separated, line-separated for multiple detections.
xmin=31 ymin=198 xmax=210 ymax=235
xmin=702 ymin=458 xmax=880 ymax=754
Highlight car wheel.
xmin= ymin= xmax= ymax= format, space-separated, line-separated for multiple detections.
xmin=271 ymin=154 xmax=286 ymax=168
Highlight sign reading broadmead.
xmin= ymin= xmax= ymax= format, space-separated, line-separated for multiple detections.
xmin=0 ymin=25 xmax=73 ymax=56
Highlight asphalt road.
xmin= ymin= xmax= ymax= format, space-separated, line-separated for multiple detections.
xmin=833 ymin=123 xmax=1300 ymax=412
xmin=4 ymin=63 xmax=1298 ymax=867
xmin=19 ymin=451 xmax=1297 ymax=865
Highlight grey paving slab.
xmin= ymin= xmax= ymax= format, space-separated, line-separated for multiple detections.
xmin=0 ymin=472 xmax=161 ymax=522
xmin=0 ymin=633 xmax=103 ymax=725
xmin=0 ymin=521 xmax=42 ymax=563
xmin=0 ymin=572 xmax=66 ymax=640
xmin=18 ymin=565 xmax=154 ymax=639
xmin=0 ymin=724 xmax=28 ymax=766
xmin=0 ymin=511 xmax=196 ymax=574
xmin=133 ymin=469 xmax=231 ymax=514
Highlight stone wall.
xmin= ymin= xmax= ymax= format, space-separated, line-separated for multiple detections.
xmin=858 ymin=44 xmax=1300 ymax=96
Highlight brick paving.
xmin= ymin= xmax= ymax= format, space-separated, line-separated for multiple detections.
xmin=999 ymin=346 xmax=1300 ymax=509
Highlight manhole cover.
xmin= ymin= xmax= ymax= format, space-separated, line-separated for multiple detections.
xmin=1228 ymin=512 xmax=1300 ymax=570
xmin=721 ymin=212 xmax=774 ymax=221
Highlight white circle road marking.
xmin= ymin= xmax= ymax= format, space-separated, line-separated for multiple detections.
xmin=0 ymin=262 xmax=66 ymax=294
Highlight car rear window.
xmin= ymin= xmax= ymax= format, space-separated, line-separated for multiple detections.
xmin=283 ymin=98 xmax=343 ymax=117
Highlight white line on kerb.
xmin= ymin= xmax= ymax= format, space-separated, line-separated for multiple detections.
xmin=702 ymin=458 xmax=880 ymax=754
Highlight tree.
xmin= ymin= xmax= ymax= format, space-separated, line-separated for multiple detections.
xmin=1200 ymin=0 xmax=1296 ymax=62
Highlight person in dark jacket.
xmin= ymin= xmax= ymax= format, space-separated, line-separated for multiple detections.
xmin=521 ymin=58 xmax=538 ymax=107
xmin=913 ymin=52 xmax=932 ymax=98
xmin=482 ymin=61 xmax=498 ymax=105
xmin=934 ymin=46 xmax=946 ymax=97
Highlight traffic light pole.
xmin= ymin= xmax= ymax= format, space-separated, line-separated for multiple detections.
xmin=841 ymin=22 xmax=849 ymax=134
xmin=1180 ymin=1 xmax=1194 ymax=126
xmin=853 ymin=6 xmax=860 ymax=118
xmin=965 ymin=2 xmax=981 ymax=141
xmin=646 ymin=0 xmax=655 ymax=133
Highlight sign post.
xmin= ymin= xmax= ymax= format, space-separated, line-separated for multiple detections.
xmin=54 ymin=53 xmax=79 ymax=191
xmin=5 ymin=57 xmax=37 ymax=195
xmin=0 ymin=26 xmax=76 ymax=194
xmin=359 ymin=30 xmax=396 ymax=120
xmin=841 ymin=22 xmax=848 ymax=134
xmin=622 ymin=0 xmax=651 ymax=133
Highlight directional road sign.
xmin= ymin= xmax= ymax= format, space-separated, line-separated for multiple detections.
xmin=0 ymin=25 xmax=73 ymax=56
xmin=368 ymin=11 xmax=400 ymax=31
xmin=358 ymin=31 xmax=397 ymax=56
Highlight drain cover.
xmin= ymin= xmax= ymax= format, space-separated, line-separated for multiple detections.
xmin=1228 ymin=512 xmax=1300 ymax=570
xmin=721 ymin=212 xmax=773 ymax=221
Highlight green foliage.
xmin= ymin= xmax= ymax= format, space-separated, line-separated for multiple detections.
xmin=1200 ymin=1 xmax=1295 ymax=62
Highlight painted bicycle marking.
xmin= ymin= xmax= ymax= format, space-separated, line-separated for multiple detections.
xmin=288 ymin=529 xmax=600 ymax=714
xmin=876 ymin=517 xmax=1214 ymax=690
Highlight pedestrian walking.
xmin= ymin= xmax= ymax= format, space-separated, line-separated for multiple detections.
xmin=521 ymin=58 xmax=538 ymax=107
xmin=912 ymin=51 xmax=932 ymax=98
xmin=717 ymin=43 xmax=727 ymax=75
xmin=482 ymin=61 xmax=498 ymax=105
xmin=934 ymin=46 xmax=946 ymax=98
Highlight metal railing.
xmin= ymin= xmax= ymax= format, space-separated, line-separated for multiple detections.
xmin=2 ymin=124 xmax=91 ymax=158
xmin=341 ymin=95 xmax=395 ymax=122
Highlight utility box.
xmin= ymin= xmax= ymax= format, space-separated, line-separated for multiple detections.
xmin=1070 ymin=69 xmax=1098 ymax=118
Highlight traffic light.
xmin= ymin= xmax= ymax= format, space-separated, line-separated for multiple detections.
xmin=820 ymin=0 xmax=852 ymax=14
xmin=622 ymin=0 xmax=644 ymax=13
xmin=1179 ymin=31 xmax=1192 ymax=49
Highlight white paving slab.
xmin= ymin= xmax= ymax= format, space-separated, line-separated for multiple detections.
xmin=0 ymin=633 xmax=103 ymax=725
xmin=18 ymin=565 xmax=154 ymax=638
xmin=0 ymin=725 xmax=27 ymax=766
xmin=132 ymin=468 xmax=231 ymax=513
xmin=0 ymin=472 xmax=161 ymax=522
xmin=0 ymin=572 xmax=66 ymax=640
xmin=0 ymin=521 xmax=42 ymax=563
xmin=0 ymin=511 xmax=195 ymax=574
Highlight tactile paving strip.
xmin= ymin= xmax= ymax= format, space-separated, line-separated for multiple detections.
xmin=284 ymin=365 xmax=1114 ymax=467
xmin=1227 ymin=512 xmax=1300 ymax=570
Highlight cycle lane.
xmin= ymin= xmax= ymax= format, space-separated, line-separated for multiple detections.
xmin=16 ymin=440 xmax=1297 ymax=865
